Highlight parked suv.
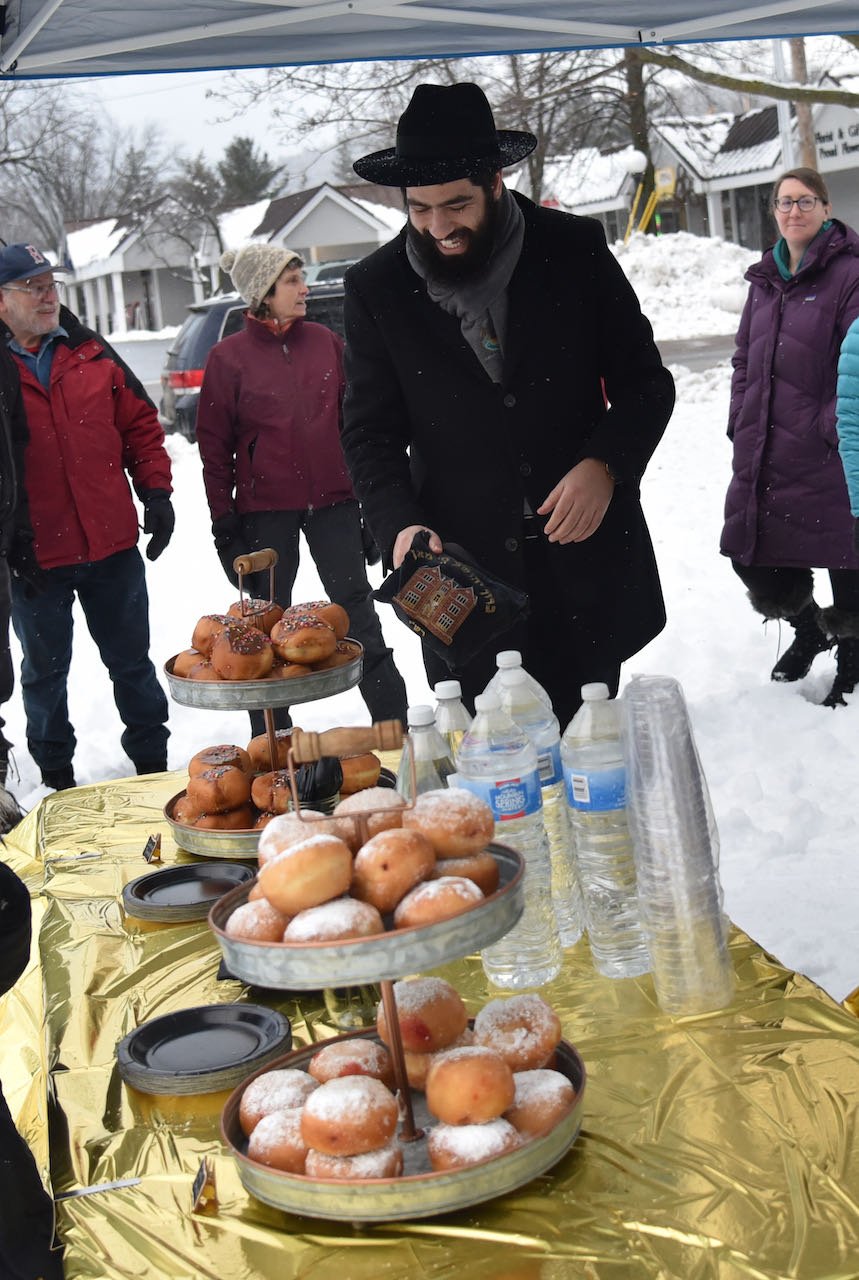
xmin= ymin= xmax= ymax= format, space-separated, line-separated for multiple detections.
xmin=159 ymin=279 xmax=346 ymax=441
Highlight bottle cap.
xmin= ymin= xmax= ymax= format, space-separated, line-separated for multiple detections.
xmin=495 ymin=650 xmax=522 ymax=670
xmin=474 ymin=693 xmax=501 ymax=713
xmin=407 ymin=704 xmax=436 ymax=727
xmin=434 ymin=680 xmax=462 ymax=699
xmin=581 ymin=682 xmax=610 ymax=701
xmin=499 ymin=667 xmax=527 ymax=687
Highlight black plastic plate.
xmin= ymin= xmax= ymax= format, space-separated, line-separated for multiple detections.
xmin=122 ymin=862 xmax=255 ymax=922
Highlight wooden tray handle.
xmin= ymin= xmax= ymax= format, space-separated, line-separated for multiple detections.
xmin=233 ymin=548 xmax=279 ymax=575
xmin=290 ymin=721 xmax=404 ymax=763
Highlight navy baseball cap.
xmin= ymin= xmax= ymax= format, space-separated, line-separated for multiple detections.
xmin=0 ymin=243 xmax=68 ymax=287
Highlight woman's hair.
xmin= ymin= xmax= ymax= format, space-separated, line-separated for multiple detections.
xmin=255 ymin=255 xmax=304 ymax=317
xmin=771 ymin=167 xmax=831 ymax=207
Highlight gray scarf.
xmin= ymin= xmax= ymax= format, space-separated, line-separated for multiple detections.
xmin=406 ymin=187 xmax=525 ymax=383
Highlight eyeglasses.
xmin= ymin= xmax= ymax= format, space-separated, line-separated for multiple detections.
xmin=773 ymin=195 xmax=822 ymax=213
xmin=1 ymin=279 xmax=64 ymax=299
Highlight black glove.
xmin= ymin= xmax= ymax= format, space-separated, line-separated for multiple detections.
xmin=854 ymin=518 xmax=859 ymax=557
xmin=141 ymin=489 xmax=175 ymax=561
xmin=360 ymin=515 xmax=381 ymax=567
xmin=7 ymin=538 xmax=48 ymax=598
xmin=212 ymin=512 xmax=243 ymax=586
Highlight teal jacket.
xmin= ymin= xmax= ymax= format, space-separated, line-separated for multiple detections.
xmin=837 ymin=316 xmax=859 ymax=516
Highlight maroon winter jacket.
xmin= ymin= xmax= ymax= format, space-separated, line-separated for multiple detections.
xmin=10 ymin=310 xmax=171 ymax=570
xmin=721 ymin=220 xmax=859 ymax=569
xmin=196 ymin=314 xmax=354 ymax=522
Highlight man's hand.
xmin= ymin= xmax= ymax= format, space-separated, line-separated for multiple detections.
xmin=141 ymin=489 xmax=175 ymax=561
xmin=8 ymin=539 xmax=48 ymax=598
xmin=393 ymin=525 xmax=443 ymax=569
xmin=537 ymin=458 xmax=615 ymax=545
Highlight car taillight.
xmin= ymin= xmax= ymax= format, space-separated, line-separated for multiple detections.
xmin=167 ymin=369 xmax=204 ymax=390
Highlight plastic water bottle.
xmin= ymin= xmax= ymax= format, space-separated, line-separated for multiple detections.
xmin=396 ymin=705 xmax=455 ymax=799
xmin=498 ymin=667 xmax=584 ymax=949
xmin=483 ymin=650 xmax=552 ymax=708
xmin=457 ymin=693 xmax=562 ymax=989
xmin=560 ymin=683 xmax=650 ymax=979
xmin=433 ymin=680 xmax=472 ymax=762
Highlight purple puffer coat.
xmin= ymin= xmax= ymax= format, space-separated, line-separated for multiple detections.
xmin=721 ymin=219 xmax=859 ymax=569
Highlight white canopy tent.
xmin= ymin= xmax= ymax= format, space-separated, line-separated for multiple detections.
xmin=1 ymin=0 xmax=858 ymax=78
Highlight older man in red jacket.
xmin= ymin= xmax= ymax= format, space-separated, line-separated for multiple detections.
xmin=0 ymin=243 xmax=174 ymax=790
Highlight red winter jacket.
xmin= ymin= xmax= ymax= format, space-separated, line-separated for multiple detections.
xmin=8 ymin=309 xmax=172 ymax=570
xmin=196 ymin=314 xmax=354 ymax=522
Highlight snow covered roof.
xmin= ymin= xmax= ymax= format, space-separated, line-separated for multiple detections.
xmin=217 ymin=199 xmax=272 ymax=248
xmin=66 ymin=218 xmax=128 ymax=270
xmin=540 ymin=148 xmax=640 ymax=213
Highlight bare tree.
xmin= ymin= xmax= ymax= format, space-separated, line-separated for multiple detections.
xmin=790 ymin=39 xmax=818 ymax=168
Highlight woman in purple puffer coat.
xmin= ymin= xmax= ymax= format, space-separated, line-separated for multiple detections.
xmin=721 ymin=167 xmax=859 ymax=706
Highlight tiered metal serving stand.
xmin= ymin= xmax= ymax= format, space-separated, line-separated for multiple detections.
xmin=162 ymin=548 xmax=365 ymax=857
xmin=207 ymin=721 xmax=587 ymax=1223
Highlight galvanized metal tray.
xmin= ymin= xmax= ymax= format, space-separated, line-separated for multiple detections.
xmin=163 ymin=640 xmax=363 ymax=711
xmin=221 ymin=1028 xmax=586 ymax=1222
xmin=164 ymin=791 xmax=261 ymax=859
xmin=209 ymin=843 xmax=524 ymax=988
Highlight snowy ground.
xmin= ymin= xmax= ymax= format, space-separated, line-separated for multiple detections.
xmin=7 ymin=230 xmax=858 ymax=1005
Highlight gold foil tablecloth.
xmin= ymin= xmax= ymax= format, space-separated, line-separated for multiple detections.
xmin=3 ymin=773 xmax=859 ymax=1279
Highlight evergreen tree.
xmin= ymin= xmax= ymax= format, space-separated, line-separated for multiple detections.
xmin=217 ymin=136 xmax=283 ymax=207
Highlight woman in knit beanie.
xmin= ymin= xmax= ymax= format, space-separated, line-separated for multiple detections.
xmin=196 ymin=242 xmax=408 ymax=734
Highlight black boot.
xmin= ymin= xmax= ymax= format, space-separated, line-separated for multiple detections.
xmin=822 ymin=637 xmax=859 ymax=707
xmin=41 ymin=765 xmax=76 ymax=791
xmin=771 ymin=602 xmax=831 ymax=682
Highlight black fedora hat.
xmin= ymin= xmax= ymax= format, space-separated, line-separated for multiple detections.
xmin=353 ymin=82 xmax=537 ymax=187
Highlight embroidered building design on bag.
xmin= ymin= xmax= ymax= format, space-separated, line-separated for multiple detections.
xmin=394 ymin=566 xmax=477 ymax=646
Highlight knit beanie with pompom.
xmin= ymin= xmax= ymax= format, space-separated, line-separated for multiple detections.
xmin=219 ymin=243 xmax=303 ymax=309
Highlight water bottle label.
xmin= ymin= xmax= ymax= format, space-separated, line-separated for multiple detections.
xmin=536 ymin=742 xmax=562 ymax=787
xmin=459 ymin=772 xmax=543 ymax=820
xmin=564 ymin=765 xmax=626 ymax=811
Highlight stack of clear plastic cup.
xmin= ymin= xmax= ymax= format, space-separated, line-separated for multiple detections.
xmin=622 ymin=675 xmax=734 ymax=1016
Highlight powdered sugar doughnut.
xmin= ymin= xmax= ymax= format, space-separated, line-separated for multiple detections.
xmin=425 ymin=1045 xmax=515 ymax=1124
xmin=283 ymin=898 xmax=384 ymax=943
xmin=402 ymin=788 xmax=494 ymax=858
xmin=351 ymin=828 xmax=436 ymax=914
xmin=403 ymin=1027 xmax=474 ymax=1092
xmin=239 ymin=1068 xmax=319 ymax=1136
xmin=504 ymin=1069 xmax=575 ymax=1139
xmin=393 ymin=875 xmax=484 ymax=929
xmin=247 ymin=1107 xmax=307 ymax=1172
xmin=428 ymin=1118 xmax=521 ymax=1171
xmin=308 ymin=1038 xmax=395 ymax=1089
xmin=257 ymin=810 xmax=341 ymax=866
xmin=258 ymin=833 xmax=353 ymax=916
xmin=376 ymin=977 xmax=467 ymax=1054
xmin=305 ymin=1136 xmax=403 ymax=1180
xmin=428 ymin=850 xmax=499 ymax=896
xmin=300 ymin=1076 xmax=398 ymax=1156
xmin=333 ymin=788 xmax=406 ymax=851
xmin=224 ymin=898 xmax=289 ymax=942
xmin=473 ymin=995 xmax=562 ymax=1073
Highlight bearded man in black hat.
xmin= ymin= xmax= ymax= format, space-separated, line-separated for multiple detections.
xmin=341 ymin=83 xmax=675 ymax=726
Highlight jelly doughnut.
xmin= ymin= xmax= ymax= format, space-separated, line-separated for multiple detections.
xmin=402 ymin=788 xmax=494 ymax=858
xmin=312 ymin=643 xmax=359 ymax=672
xmin=251 ymin=769 xmax=296 ymax=815
xmin=473 ymin=995 xmax=562 ymax=1073
xmin=187 ymin=660 xmax=222 ymax=681
xmin=270 ymin=613 xmax=337 ymax=665
xmin=190 ymin=613 xmax=241 ymax=658
xmin=351 ymin=828 xmax=436 ymax=914
xmin=428 ymin=850 xmax=499 ymax=896
xmin=308 ymin=1039 xmax=395 ymax=1089
xmin=173 ymin=648 xmax=202 ymax=677
xmin=247 ymin=1107 xmax=307 ymax=1173
xmin=257 ymin=833 xmax=353 ymax=916
xmin=189 ymin=744 xmax=252 ymax=776
xmin=210 ymin=624 xmax=274 ymax=681
xmin=300 ymin=1076 xmax=398 ymax=1156
xmin=332 ymin=788 xmax=406 ymax=851
xmin=504 ymin=1069 xmax=575 ymax=1139
xmin=227 ymin=598 xmax=284 ymax=635
xmin=305 ymin=1137 xmax=403 ymax=1180
xmin=171 ymin=793 xmax=203 ymax=825
xmin=186 ymin=764 xmax=251 ymax=814
xmin=225 ymin=898 xmax=290 ymax=943
xmin=269 ymin=662 xmax=311 ymax=680
xmin=427 ymin=1118 xmax=520 ymax=1172
xmin=425 ymin=1045 xmax=515 ymax=1124
xmin=283 ymin=898 xmax=385 ymax=943
xmin=375 ymin=977 xmax=468 ymax=1054
xmin=393 ymin=875 xmax=484 ymax=930
xmin=193 ymin=805 xmax=255 ymax=830
xmin=338 ymin=752 xmax=381 ymax=795
xmin=257 ymin=809 xmax=342 ymax=866
xmin=247 ymin=728 xmax=299 ymax=772
xmin=403 ymin=1027 xmax=474 ymax=1092
xmin=284 ymin=599 xmax=349 ymax=641
xmin=239 ymin=1068 xmax=318 ymax=1136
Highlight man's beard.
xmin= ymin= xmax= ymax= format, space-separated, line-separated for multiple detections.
xmin=406 ymin=192 xmax=501 ymax=284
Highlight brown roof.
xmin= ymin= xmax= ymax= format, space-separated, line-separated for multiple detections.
xmin=721 ymin=104 xmax=793 ymax=153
